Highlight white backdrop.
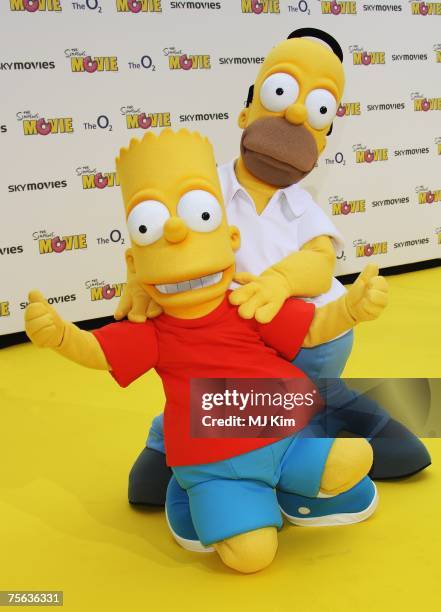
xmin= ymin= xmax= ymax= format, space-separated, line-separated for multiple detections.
xmin=0 ymin=0 xmax=440 ymax=335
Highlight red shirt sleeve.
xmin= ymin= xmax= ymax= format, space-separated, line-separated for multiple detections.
xmin=257 ymin=299 xmax=315 ymax=360
xmin=92 ymin=320 xmax=158 ymax=388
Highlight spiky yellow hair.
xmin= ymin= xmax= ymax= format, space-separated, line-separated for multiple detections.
xmin=116 ymin=129 xmax=217 ymax=211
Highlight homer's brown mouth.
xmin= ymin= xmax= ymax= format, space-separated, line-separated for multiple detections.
xmin=240 ymin=117 xmax=318 ymax=188
xmin=241 ymin=148 xmax=308 ymax=186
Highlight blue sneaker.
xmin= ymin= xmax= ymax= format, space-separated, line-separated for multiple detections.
xmin=165 ymin=476 xmax=214 ymax=553
xmin=277 ymin=476 xmax=378 ymax=526
xmin=166 ymin=475 xmax=378 ymax=552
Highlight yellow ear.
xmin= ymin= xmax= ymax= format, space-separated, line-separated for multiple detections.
xmin=229 ymin=225 xmax=241 ymax=251
xmin=237 ymin=109 xmax=249 ymax=129
xmin=125 ymin=248 xmax=136 ymax=274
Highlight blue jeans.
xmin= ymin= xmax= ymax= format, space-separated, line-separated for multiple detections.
xmin=146 ymin=330 xmax=390 ymax=453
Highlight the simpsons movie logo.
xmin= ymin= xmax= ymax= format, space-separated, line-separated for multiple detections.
xmin=76 ymin=167 xmax=120 ymax=190
xmin=9 ymin=0 xmax=62 ymax=11
xmin=120 ymin=106 xmax=171 ymax=129
xmin=65 ymin=49 xmax=118 ymax=73
xmin=241 ymin=0 xmax=280 ymax=12
xmin=33 ymin=230 xmax=87 ymax=255
xmin=411 ymin=92 xmax=441 ymax=111
xmin=0 ymin=302 xmax=10 ymax=317
xmin=354 ymin=239 xmax=388 ymax=258
xmin=321 ymin=1 xmax=357 ymax=14
xmin=436 ymin=137 xmax=441 ymax=155
xmin=17 ymin=110 xmax=73 ymax=136
xmin=436 ymin=228 xmax=441 ymax=244
xmin=354 ymin=144 xmax=388 ymax=163
xmin=329 ymin=196 xmax=366 ymax=216
xmin=410 ymin=1 xmax=441 ymax=15
xmin=164 ymin=47 xmax=211 ymax=70
xmin=350 ymin=46 xmax=385 ymax=66
xmin=116 ymin=0 xmax=162 ymax=11
xmin=336 ymin=102 xmax=361 ymax=117
xmin=416 ymin=186 xmax=441 ymax=204
xmin=85 ymin=280 xmax=126 ymax=301
xmin=435 ymin=44 xmax=441 ymax=62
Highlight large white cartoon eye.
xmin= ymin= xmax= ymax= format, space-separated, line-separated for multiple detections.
xmin=305 ymin=89 xmax=337 ymax=129
xmin=259 ymin=73 xmax=300 ymax=112
xmin=177 ymin=190 xmax=222 ymax=233
xmin=127 ymin=200 xmax=170 ymax=245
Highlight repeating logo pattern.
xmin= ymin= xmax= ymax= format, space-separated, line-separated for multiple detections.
xmin=2 ymin=4 xmax=440 ymax=335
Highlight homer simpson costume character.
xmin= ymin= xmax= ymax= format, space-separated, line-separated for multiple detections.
xmin=119 ymin=29 xmax=430 ymax=507
xmin=25 ymin=129 xmax=388 ymax=573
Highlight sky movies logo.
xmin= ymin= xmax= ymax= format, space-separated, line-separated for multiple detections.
xmin=115 ymin=0 xmax=162 ymax=11
xmin=76 ymin=167 xmax=120 ymax=189
xmin=17 ymin=111 xmax=73 ymax=136
xmin=9 ymin=0 xmax=62 ymax=11
xmin=120 ymin=105 xmax=171 ymax=129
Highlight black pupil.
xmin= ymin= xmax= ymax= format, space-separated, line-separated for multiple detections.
xmin=276 ymin=88 xmax=284 ymax=96
xmin=202 ymin=212 xmax=210 ymax=221
xmin=139 ymin=225 xmax=147 ymax=234
xmin=320 ymin=106 xmax=328 ymax=115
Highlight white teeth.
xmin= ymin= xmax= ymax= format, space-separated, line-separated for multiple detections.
xmin=155 ymin=271 xmax=222 ymax=295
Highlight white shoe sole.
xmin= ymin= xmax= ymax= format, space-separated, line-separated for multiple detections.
xmin=165 ymin=508 xmax=215 ymax=553
xmin=280 ymin=483 xmax=379 ymax=527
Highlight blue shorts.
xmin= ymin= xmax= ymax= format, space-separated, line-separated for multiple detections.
xmin=172 ymin=433 xmax=334 ymax=546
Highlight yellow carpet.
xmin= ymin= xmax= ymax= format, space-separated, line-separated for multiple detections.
xmin=0 ymin=267 xmax=440 ymax=612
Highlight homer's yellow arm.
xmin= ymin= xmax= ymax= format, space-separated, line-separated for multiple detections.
xmin=303 ymin=265 xmax=388 ymax=348
xmin=24 ymin=290 xmax=110 ymax=370
xmin=267 ymin=235 xmax=336 ymax=295
xmin=229 ymin=235 xmax=336 ymax=324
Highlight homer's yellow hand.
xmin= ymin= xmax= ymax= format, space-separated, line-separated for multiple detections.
xmin=345 ymin=264 xmax=388 ymax=323
xmin=115 ymin=278 xmax=162 ymax=323
xmin=25 ymin=290 xmax=65 ymax=348
xmin=229 ymin=271 xmax=291 ymax=323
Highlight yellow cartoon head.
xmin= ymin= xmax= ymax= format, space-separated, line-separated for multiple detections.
xmin=238 ymin=31 xmax=345 ymax=187
xmin=116 ymin=129 xmax=240 ymax=316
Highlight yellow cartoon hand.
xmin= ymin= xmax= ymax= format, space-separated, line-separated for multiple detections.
xmin=346 ymin=264 xmax=388 ymax=323
xmin=114 ymin=279 xmax=162 ymax=323
xmin=25 ymin=290 xmax=66 ymax=348
xmin=229 ymin=271 xmax=291 ymax=324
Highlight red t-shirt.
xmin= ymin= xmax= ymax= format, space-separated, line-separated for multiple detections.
xmin=93 ymin=294 xmax=315 ymax=466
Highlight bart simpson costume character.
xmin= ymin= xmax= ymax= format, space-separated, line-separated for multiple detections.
xmin=25 ymin=129 xmax=389 ymax=573
xmin=120 ymin=30 xmax=429 ymax=505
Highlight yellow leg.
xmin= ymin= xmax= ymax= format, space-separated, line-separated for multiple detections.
xmin=320 ymin=438 xmax=373 ymax=496
xmin=214 ymin=527 xmax=278 ymax=574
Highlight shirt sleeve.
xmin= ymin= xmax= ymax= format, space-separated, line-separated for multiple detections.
xmin=258 ymin=299 xmax=315 ymax=360
xmin=92 ymin=320 xmax=159 ymax=388
xmin=297 ymin=191 xmax=344 ymax=254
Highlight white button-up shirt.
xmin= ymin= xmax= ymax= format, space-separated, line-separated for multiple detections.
xmin=218 ymin=160 xmax=346 ymax=308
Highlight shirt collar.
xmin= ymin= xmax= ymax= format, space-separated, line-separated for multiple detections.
xmin=221 ymin=159 xmax=307 ymax=218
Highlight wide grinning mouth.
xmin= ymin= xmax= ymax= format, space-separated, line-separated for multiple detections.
xmin=154 ymin=271 xmax=223 ymax=295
